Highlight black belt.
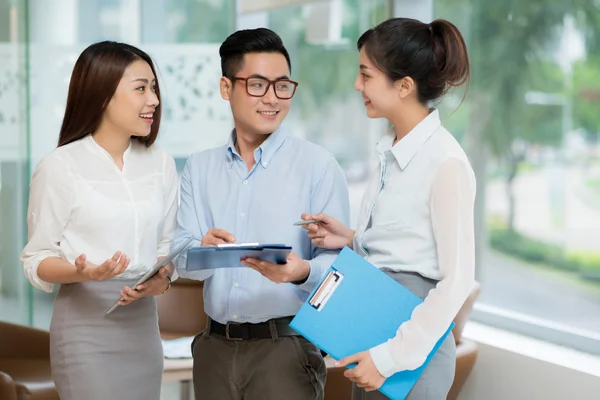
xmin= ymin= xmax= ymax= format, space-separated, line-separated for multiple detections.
xmin=209 ymin=316 xmax=299 ymax=340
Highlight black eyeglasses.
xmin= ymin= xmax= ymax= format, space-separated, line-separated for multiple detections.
xmin=232 ymin=77 xmax=299 ymax=99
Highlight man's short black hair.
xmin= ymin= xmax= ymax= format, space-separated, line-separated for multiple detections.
xmin=219 ymin=28 xmax=292 ymax=79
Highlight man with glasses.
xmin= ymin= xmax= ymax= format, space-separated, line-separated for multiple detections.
xmin=172 ymin=28 xmax=350 ymax=400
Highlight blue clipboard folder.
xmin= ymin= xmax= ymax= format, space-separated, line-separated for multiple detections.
xmin=185 ymin=243 xmax=292 ymax=271
xmin=290 ymin=247 xmax=454 ymax=400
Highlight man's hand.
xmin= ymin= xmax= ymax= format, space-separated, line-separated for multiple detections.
xmin=118 ymin=266 xmax=170 ymax=306
xmin=241 ymin=251 xmax=310 ymax=284
xmin=74 ymin=252 xmax=130 ymax=282
xmin=335 ymin=351 xmax=386 ymax=392
xmin=201 ymin=228 xmax=236 ymax=246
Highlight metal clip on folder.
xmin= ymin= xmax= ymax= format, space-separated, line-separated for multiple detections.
xmin=309 ymin=269 xmax=344 ymax=311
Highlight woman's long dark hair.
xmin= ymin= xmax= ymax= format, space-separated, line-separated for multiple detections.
xmin=58 ymin=41 xmax=162 ymax=147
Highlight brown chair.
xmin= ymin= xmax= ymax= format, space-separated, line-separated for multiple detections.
xmin=447 ymin=281 xmax=481 ymax=400
xmin=323 ymin=362 xmax=353 ymax=400
xmin=157 ymin=278 xmax=207 ymax=341
xmin=0 ymin=322 xmax=58 ymax=400
xmin=156 ymin=278 xmax=207 ymax=400
xmin=0 ymin=371 xmax=20 ymax=400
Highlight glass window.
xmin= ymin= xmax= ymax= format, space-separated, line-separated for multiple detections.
xmin=434 ymin=0 xmax=600 ymax=352
xmin=0 ymin=0 xmax=30 ymax=325
xmin=9 ymin=0 xmax=600 ymax=358
xmin=160 ymin=0 xmax=234 ymax=43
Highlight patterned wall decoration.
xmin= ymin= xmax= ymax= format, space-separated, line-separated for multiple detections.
xmin=2 ymin=43 xmax=232 ymax=168
xmin=0 ymin=45 xmax=26 ymax=162
xmin=149 ymin=44 xmax=233 ymax=159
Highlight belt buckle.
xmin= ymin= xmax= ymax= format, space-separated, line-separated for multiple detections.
xmin=225 ymin=322 xmax=243 ymax=341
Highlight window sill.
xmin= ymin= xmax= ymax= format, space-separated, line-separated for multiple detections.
xmin=463 ymin=321 xmax=600 ymax=378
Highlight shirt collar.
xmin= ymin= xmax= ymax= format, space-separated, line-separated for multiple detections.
xmin=84 ymin=133 xmax=133 ymax=164
xmin=378 ymin=109 xmax=441 ymax=170
xmin=226 ymin=126 xmax=288 ymax=168
xmin=226 ymin=132 xmax=237 ymax=162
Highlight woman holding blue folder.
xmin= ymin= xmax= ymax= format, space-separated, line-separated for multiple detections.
xmin=301 ymin=17 xmax=476 ymax=399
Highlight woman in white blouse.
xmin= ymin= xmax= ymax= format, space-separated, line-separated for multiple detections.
xmin=301 ymin=18 xmax=476 ymax=399
xmin=20 ymin=41 xmax=178 ymax=400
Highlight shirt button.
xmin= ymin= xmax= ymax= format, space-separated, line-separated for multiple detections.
xmin=232 ymin=314 xmax=238 ymax=319
xmin=240 ymin=212 xmax=245 ymax=218
xmin=233 ymin=282 xmax=239 ymax=288
xmin=243 ymin=180 xmax=248 ymax=185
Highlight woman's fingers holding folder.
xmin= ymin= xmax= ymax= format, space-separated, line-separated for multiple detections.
xmin=119 ymin=285 xmax=142 ymax=305
xmin=118 ymin=267 xmax=170 ymax=305
xmin=336 ymin=351 xmax=385 ymax=392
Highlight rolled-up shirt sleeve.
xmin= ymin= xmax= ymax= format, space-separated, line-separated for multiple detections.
xmin=20 ymin=154 xmax=75 ymax=293
xmin=369 ymin=157 xmax=477 ymax=377
xmin=157 ymin=152 xmax=179 ymax=257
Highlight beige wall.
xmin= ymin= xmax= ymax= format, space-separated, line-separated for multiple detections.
xmin=459 ymin=332 xmax=600 ymax=400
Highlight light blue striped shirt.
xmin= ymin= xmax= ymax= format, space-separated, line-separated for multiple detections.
xmin=173 ymin=127 xmax=350 ymax=324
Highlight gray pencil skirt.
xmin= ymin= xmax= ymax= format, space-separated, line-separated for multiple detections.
xmin=50 ymin=279 xmax=164 ymax=400
xmin=352 ymin=271 xmax=456 ymax=400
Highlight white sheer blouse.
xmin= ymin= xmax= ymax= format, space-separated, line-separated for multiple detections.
xmin=354 ymin=109 xmax=477 ymax=377
xmin=20 ymin=134 xmax=179 ymax=293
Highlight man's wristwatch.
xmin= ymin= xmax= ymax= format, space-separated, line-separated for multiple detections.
xmin=162 ymin=276 xmax=172 ymax=294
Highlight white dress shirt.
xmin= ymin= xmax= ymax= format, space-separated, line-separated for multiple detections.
xmin=20 ymin=134 xmax=179 ymax=293
xmin=353 ymin=109 xmax=477 ymax=377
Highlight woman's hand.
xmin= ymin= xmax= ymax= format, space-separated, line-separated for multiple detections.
xmin=74 ymin=252 xmax=129 ymax=282
xmin=335 ymin=351 xmax=386 ymax=392
xmin=300 ymin=213 xmax=355 ymax=249
xmin=118 ymin=266 xmax=170 ymax=306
